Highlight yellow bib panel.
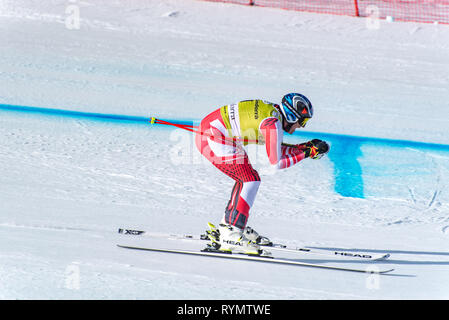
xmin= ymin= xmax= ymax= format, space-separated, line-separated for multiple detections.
xmin=220 ymin=100 xmax=282 ymax=145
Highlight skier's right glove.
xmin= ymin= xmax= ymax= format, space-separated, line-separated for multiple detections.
xmin=297 ymin=139 xmax=330 ymax=160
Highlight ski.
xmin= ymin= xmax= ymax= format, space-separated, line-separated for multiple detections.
xmin=269 ymin=245 xmax=390 ymax=261
xmin=117 ymin=228 xmax=390 ymax=261
xmin=117 ymin=244 xmax=394 ymax=274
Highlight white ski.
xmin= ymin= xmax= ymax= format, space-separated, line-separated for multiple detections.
xmin=117 ymin=228 xmax=390 ymax=261
xmin=117 ymin=244 xmax=394 ymax=274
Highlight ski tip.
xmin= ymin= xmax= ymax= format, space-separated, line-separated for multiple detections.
xmin=367 ymin=267 xmax=394 ymax=274
xmin=373 ymin=253 xmax=391 ymax=261
xmin=380 ymin=268 xmax=395 ymax=274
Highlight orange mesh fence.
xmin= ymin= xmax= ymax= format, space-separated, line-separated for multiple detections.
xmin=202 ymin=0 xmax=449 ymax=24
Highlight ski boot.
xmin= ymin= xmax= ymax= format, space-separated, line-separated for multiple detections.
xmin=243 ymin=226 xmax=273 ymax=246
xmin=204 ymin=223 xmax=271 ymax=256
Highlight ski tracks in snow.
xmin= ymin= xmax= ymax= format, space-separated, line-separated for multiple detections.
xmin=404 ymin=149 xmax=449 ymax=226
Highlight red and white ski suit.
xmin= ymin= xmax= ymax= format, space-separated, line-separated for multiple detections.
xmin=195 ymin=100 xmax=307 ymax=229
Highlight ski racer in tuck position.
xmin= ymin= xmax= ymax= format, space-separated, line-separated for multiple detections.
xmin=195 ymin=93 xmax=330 ymax=255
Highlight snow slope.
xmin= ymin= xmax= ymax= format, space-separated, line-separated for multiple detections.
xmin=1 ymin=0 xmax=449 ymax=299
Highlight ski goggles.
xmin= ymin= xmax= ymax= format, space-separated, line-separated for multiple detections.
xmin=282 ymin=105 xmax=310 ymax=127
xmin=282 ymin=104 xmax=299 ymax=123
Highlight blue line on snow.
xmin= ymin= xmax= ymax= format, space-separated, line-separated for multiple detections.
xmin=0 ymin=103 xmax=149 ymax=123
xmin=0 ymin=103 xmax=195 ymax=126
xmin=2 ymin=103 xmax=449 ymax=199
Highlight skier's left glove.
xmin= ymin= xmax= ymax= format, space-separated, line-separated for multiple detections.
xmin=299 ymin=139 xmax=330 ymax=159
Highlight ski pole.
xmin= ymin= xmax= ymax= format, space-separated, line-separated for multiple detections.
xmin=149 ymin=117 xmax=260 ymax=144
xmin=149 ymin=117 xmax=198 ymax=133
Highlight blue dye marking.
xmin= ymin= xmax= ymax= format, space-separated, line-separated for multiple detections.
xmin=291 ymin=131 xmax=449 ymax=199
xmin=2 ymin=103 xmax=448 ymax=199
xmin=291 ymin=132 xmax=365 ymax=198
xmin=0 ymin=103 xmax=196 ymax=127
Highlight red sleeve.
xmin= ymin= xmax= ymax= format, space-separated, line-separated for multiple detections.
xmin=259 ymin=118 xmax=306 ymax=169
xmin=279 ymin=144 xmax=306 ymax=169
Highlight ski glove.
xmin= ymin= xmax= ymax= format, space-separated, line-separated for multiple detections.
xmin=297 ymin=139 xmax=330 ymax=159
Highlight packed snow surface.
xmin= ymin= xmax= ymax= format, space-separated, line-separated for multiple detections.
xmin=1 ymin=0 xmax=449 ymax=299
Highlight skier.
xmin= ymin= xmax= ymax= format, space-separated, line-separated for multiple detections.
xmin=195 ymin=93 xmax=329 ymax=255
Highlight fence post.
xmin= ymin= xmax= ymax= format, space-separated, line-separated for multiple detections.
xmin=354 ymin=0 xmax=360 ymax=17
